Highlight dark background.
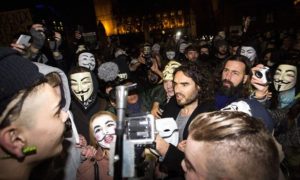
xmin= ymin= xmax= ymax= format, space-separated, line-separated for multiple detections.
xmin=0 ymin=0 xmax=299 ymax=40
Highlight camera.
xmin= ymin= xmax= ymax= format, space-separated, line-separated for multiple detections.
xmin=44 ymin=27 xmax=55 ymax=41
xmin=254 ymin=66 xmax=271 ymax=85
xmin=125 ymin=114 xmax=155 ymax=144
xmin=109 ymin=113 xmax=155 ymax=177
xmin=143 ymin=43 xmax=153 ymax=69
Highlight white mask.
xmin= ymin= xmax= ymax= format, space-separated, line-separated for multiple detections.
xmin=166 ymin=51 xmax=176 ymax=60
xmin=218 ymin=31 xmax=226 ymax=39
xmin=92 ymin=115 xmax=116 ymax=149
xmin=273 ymin=64 xmax=297 ymax=92
xmin=70 ymin=72 xmax=93 ymax=102
xmin=156 ymin=118 xmax=179 ymax=146
xmin=152 ymin=44 xmax=160 ymax=53
xmin=114 ymin=49 xmax=126 ymax=58
xmin=240 ymin=46 xmax=257 ymax=63
xmin=78 ymin=52 xmax=96 ymax=71
xmin=179 ymin=43 xmax=188 ymax=53
xmin=221 ymin=100 xmax=252 ymax=116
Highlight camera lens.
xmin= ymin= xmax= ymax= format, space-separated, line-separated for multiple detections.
xmin=255 ymin=71 xmax=263 ymax=78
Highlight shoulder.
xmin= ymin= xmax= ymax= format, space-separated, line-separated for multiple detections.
xmin=197 ymin=100 xmax=216 ymax=112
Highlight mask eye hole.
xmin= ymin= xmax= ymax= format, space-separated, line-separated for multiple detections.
xmin=164 ymin=129 xmax=170 ymax=132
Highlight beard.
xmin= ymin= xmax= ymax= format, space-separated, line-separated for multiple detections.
xmin=220 ymin=79 xmax=244 ymax=97
xmin=176 ymin=91 xmax=199 ymax=106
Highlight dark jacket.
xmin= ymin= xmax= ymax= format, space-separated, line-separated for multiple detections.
xmin=160 ymin=96 xmax=215 ymax=178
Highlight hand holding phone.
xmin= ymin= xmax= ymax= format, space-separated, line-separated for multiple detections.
xmin=16 ymin=34 xmax=31 ymax=47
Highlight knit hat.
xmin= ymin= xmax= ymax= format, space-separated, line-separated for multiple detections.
xmin=214 ymin=39 xmax=228 ymax=49
xmin=0 ymin=47 xmax=44 ymax=119
xmin=163 ymin=60 xmax=181 ymax=81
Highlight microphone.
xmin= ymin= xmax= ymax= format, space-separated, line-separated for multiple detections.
xmin=97 ymin=61 xmax=120 ymax=82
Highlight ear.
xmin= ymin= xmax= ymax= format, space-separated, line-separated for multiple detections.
xmin=197 ymin=85 xmax=201 ymax=92
xmin=243 ymin=75 xmax=249 ymax=84
xmin=0 ymin=125 xmax=26 ymax=159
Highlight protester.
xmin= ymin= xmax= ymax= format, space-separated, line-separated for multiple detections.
xmin=155 ymin=62 xmax=215 ymax=178
xmin=77 ymin=111 xmax=116 ymax=180
xmin=182 ymin=111 xmax=280 ymax=180
xmin=0 ymin=47 xmax=68 ymax=179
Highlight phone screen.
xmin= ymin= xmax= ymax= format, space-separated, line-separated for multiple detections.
xmin=16 ymin=35 xmax=31 ymax=46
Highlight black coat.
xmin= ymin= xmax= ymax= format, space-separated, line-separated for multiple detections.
xmin=160 ymin=96 xmax=215 ymax=178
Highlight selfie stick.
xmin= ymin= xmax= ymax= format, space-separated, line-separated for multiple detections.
xmin=114 ymin=83 xmax=137 ymax=179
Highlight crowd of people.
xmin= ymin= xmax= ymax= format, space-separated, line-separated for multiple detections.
xmin=0 ymin=15 xmax=300 ymax=180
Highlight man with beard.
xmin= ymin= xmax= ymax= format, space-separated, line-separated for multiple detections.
xmin=154 ymin=62 xmax=215 ymax=179
xmin=215 ymin=55 xmax=270 ymax=110
xmin=215 ymin=55 xmax=253 ymax=110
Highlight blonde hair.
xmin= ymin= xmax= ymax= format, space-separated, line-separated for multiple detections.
xmin=188 ymin=111 xmax=279 ymax=180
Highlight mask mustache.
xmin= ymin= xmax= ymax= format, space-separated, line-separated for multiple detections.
xmin=82 ymin=62 xmax=95 ymax=67
xmin=74 ymin=88 xmax=90 ymax=94
xmin=98 ymin=133 xmax=115 ymax=142
xmin=161 ymin=129 xmax=179 ymax=138
xmin=274 ymin=80 xmax=290 ymax=84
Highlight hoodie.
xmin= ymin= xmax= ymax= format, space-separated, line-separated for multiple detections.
xmin=34 ymin=62 xmax=81 ymax=180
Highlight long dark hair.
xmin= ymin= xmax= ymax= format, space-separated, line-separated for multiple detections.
xmin=173 ymin=61 xmax=215 ymax=102
xmin=215 ymin=55 xmax=253 ymax=98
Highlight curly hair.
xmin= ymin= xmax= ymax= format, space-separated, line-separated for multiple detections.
xmin=173 ymin=61 xmax=214 ymax=101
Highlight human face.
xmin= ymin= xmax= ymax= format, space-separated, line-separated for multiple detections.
xmin=240 ymin=46 xmax=256 ymax=63
xmin=70 ymin=72 xmax=93 ymax=102
xmin=273 ymin=64 xmax=297 ymax=92
xmin=182 ymin=137 xmax=208 ymax=180
xmin=22 ymin=83 xmax=68 ymax=160
xmin=92 ymin=115 xmax=116 ymax=149
xmin=230 ymin=46 xmax=239 ymax=55
xmin=218 ymin=45 xmax=228 ymax=55
xmin=186 ymin=51 xmax=199 ymax=62
xmin=127 ymin=94 xmax=139 ymax=104
xmin=78 ymin=52 xmax=96 ymax=71
xmin=200 ymin=48 xmax=209 ymax=55
xmin=163 ymin=80 xmax=174 ymax=98
xmin=166 ymin=51 xmax=176 ymax=60
xmin=179 ymin=43 xmax=188 ymax=53
xmin=173 ymin=71 xmax=199 ymax=106
xmin=222 ymin=60 xmax=247 ymax=88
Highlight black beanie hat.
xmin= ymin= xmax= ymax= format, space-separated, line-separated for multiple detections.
xmin=0 ymin=47 xmax=44 ymax=117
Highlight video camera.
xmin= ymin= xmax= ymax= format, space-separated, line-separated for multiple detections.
xmin=109 ymin=113 xmax=156 ymax=177
xmin=109 ymin=84 xmax=157 ymax=179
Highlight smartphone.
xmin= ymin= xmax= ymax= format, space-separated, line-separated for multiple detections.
xmin=16 ymin=34 xmax=31 ymax=46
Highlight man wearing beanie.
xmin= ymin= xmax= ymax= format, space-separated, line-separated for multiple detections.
xmin=0 ymin=47 xmax=69 ymax=179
